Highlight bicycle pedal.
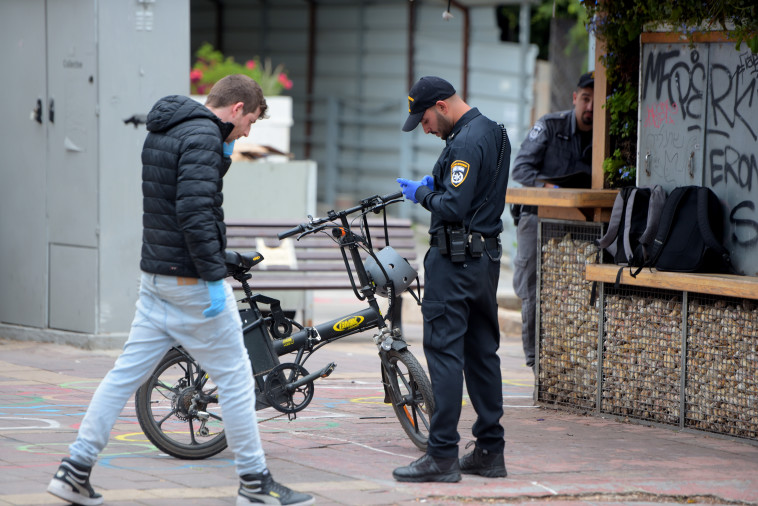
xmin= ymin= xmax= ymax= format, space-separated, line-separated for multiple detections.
xmin=321 ymin=362 xmax=336 ymax=378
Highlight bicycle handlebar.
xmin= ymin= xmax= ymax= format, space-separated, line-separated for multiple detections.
xmin=277 ymin=191 xmax=404 ymax=240
xmin=277 ymin=223 xmax=308 ymax=240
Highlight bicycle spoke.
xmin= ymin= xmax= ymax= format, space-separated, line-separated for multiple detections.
xmin=402 ymin=404 xmax=420 ymax=432
xmin=405 ymin=400 xmax=430 ymax=432
xmin=188 ymin=418 xmax=198 ymax=445
xmin=406 ymin=383 xmax=431 ymax=431
xmin=156 ymin=408 xmax=179 ymax=428
xmin=153 ymin=383 xmax=178 ymax=400
xmin=396 ymin=370 xmax=412 ymax=392
xmin=175 ymin=361 xmax=190 ymax=376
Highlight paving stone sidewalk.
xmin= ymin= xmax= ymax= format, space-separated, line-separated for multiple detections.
xmin=1 ymin=289 xmax=757 ymax=505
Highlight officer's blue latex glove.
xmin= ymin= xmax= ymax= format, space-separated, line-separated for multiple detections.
xmin=421 ymin=175 xmax=434 ymax=190
xmin=203 ymin=280 xmax=226 ymax=318
xmin=222 ymin=140 xmax=236 ymax=158
xmin=396 ymin=177 xmax=424 ymax=204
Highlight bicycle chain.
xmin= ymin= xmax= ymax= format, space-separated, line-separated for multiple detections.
xmin=258 ymin=411 xmax=288 ymax=423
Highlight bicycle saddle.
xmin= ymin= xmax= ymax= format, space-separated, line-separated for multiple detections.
xmin=225 ymin=250 xmax=264 ymax=274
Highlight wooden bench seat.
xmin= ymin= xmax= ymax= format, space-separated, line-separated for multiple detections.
xmin=225 ymin=218 xmax=422 ymax=293
xmin=585 ymin=264 xmax=758 ymax=300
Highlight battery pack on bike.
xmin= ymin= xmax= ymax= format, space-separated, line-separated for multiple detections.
xmin=240 ymin=307 xmax=281 ymax=409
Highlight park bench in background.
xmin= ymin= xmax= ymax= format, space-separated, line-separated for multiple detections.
xmin=224 ymin=217 xmax=422 ymax=325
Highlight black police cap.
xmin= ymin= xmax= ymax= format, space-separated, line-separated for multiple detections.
xmin=403 ymin=76 xmax=456 ymax=132
xmin=577 ymin=71 xmax=595 ymax=89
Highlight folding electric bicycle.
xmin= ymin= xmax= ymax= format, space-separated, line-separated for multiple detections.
xmin=134 ymin=192 xmax=434 ymax=459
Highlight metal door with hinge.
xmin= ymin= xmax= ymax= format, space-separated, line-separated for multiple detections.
xmin=1 ymin=0 xmax=98 ymax=332
xmin=46 ymin=0 xmax=99 ymax=332
xmin=638 ymin=39 xmax=758 ymax=276
xmin=0 ymin=0 xmax=50 ymax=327
xmin=638 ymin=42 xmax=708 ymax=188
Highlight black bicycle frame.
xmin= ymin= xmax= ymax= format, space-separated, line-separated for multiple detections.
xmin=271 ymin=307 xmax=380 ymax=355
xmin=185 ymin=192 xmax=410 ymax=409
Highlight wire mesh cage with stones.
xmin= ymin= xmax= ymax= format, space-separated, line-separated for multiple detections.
xmin=538 ymin=221 xmax=603 ymax=410
xmin=602 ymin=285 xmax=683 ymax=425
xmin=686 ymin=294 xmax=758 ymax=440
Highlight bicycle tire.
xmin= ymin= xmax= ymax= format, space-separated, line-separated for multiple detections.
xmin=383 ymin=348 xmax=434 ymax=451
xmin=135 ymin=348 xmax=228 ymax=460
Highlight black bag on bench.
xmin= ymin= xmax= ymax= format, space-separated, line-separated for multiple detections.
xmin=646 ymin=185 xmax=734 ymax=273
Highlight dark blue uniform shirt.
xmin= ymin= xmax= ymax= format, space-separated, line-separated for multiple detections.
xmin=415 ymin=108 xmax=510 ymax=238
xmin=511 ymin=109 xmax=591 ymax=188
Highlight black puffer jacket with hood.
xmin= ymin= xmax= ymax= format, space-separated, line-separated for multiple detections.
xmin=140 ymin=95 xmax=234 ymax=281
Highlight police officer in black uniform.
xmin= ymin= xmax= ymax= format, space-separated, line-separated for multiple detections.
xmin=393 ymin=76 xmax=510 ymax=483
xmin=511 ymin=71 xmax=594 ymax=374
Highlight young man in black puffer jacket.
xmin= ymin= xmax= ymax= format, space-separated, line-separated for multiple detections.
xmin=48 ymin=75 xmax=314 ymax=506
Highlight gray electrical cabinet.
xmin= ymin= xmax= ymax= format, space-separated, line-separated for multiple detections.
xmin=1 ymin=0 xmax=189 ymax=343
xmin=638 ymin=38 xmax=758 ymax=276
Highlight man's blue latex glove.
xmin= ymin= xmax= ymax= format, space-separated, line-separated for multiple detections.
xmin=397 ymin=177 xmax=424 ymax=204
xmin=203 ymin=280 xmax=226 ymax=318
xmin=222 ymin=140 xmax=236 ymax=158
xmin=421 ymin=175 xmax=434 ymax=190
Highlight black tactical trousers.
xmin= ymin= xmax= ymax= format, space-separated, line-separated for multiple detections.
xmin=421 ymin=246 xmax=505 ymax=458
xmin=513 ymin=211 xmax=537 ymax=368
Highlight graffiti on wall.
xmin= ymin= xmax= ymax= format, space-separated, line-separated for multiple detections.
xmin=639 ymin=42 xmax=758 ymax=275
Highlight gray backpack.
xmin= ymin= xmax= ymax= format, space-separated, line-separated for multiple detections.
xmin=596 ymin=185 xmax=667 ymax=268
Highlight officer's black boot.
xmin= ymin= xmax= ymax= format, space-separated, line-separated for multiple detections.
xmin=392 ymin=453 xmax=461 ymax=482
xmin=459 ymin=443 xmax=507 ymax=478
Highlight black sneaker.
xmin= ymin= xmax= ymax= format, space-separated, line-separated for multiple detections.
xmin=459 ymin=442 xmax=507 ymax=478
xmin=237 ymin=469 xmax=314 ymax=505
xmin=47 ymin=458 xmax=103 ymax=506
xmin=392 ymin=453 xmax=461 ymax=483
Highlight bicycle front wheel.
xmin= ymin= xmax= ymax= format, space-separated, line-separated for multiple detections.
xmin=135 ymin=348 xmax=228 ymax=460
xmin=383 ymin=348 xmax=434 ymax=451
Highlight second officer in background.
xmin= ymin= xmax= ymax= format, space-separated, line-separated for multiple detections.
xmin=511 ymin=71 xmax=594 ymax=375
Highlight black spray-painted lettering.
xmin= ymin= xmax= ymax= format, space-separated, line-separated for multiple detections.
xmin=641 ymin=42 xmax=758 ymax=273
xmin=642 ymin=49 xmax=705 ymax=121
xmin=730 ymin=201 xmax=758 ymax=247
xmin=710 ymin=146 xmax=758 ymax=191
xmin=710 ymin=63 xmax=758 ymax=141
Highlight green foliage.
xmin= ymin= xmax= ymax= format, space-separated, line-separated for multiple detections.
xmin=603 ymin=148 xmax=636 ymax=188
xmin=605 ymin=82 xmax=637 ymax=140
xmin=534 ymin=0 xmax=589 ymax=58
xmin=498 ymin=0 xmax=587 ymax=61
xmin=581 ymin=0 xmax=757 ymax=188
xmin=190 ymin=43 xmax=292 ymax=96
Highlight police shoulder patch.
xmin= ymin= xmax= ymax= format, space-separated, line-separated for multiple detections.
xmin=528 ymin=122 xmax=545 ymax=141
xmin=450 ymin=160 xmax=470 ymax=187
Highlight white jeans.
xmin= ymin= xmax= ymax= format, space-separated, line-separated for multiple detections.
xmin=69 ymin=272 xmax=266 ymax=476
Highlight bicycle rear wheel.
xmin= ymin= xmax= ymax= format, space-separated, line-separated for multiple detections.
xmin=135 ymin=348 xmax=228 ymax=460
xmin=383 ymin=349 xmax=434 ymax=451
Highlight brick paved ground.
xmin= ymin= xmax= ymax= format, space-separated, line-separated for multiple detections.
xmin=1 ymin=290 xmax=757 ymax=505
